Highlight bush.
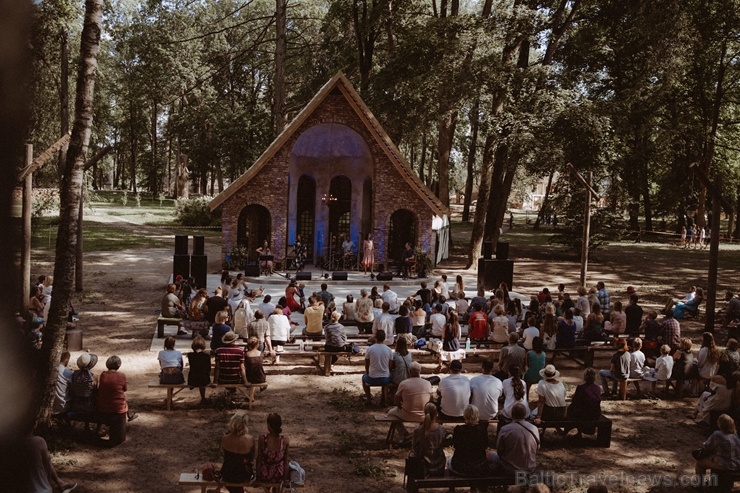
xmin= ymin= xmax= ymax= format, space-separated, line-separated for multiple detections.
xmin=224 ymin=245 xmax=250 ymax=270
xmin=175 ymin=196 xmax=220 ymax=226
xmin=31 ymin=193 xmax=59 ymax=218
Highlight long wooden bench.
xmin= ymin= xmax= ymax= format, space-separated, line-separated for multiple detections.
xmin=375 ymin=414 xmax=494 ymax=448
xmin=148 ymin=382 xmax=268 ymax=411
xmin=178 ymin=472 xmax=284 ymax=492
xmin=407 ymin=470 xmax=517 ymax=493
xmin=535 ymin=414 xmax=612 ymax=448
xmin=157 ymin=316 xmax=184 ymax=338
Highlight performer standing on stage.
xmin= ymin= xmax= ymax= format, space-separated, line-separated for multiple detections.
xmin=363 ymin=233 xmax=375 ymax=279
xmin=294 ymin=234 xmax=307 ymax=272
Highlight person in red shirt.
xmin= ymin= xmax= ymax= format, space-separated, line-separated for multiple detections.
xmin=467 ymin=303 xmax=489 ymax=343
xmin=97 ymin=355 xmax=137 ymax=446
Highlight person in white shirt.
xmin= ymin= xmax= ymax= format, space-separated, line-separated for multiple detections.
xmin=362 ymin=330 xmax=394 ymax=403
xmin=437 ymin=360 xmax=470 ymax=418
xmin=629 ymin=338 xmax=646 ymax=378
xmin=53 ymin=351 xmax=74 ymax=415
xmin=372 ymin=302 xmax=396 ymax=344
xmin=643 ymin=344 xmax=674 ymax=384
xmin=381 ymin=284 xmax=399 ymax=313
xmin=429 ymin=305 xmax=446 ymax=338
xmin=469 ymin=359 xmax=503 ymax=421
xmin=572 ymin=308 xmax=584 ymax=335
xmin=520 ymin=316 xmax=540 ymax=350
xmin=268 ymin=307 xmax=291 ymax=363
xmin=258 ymin=295 xmax=276 ymax=319
xmin=575 ymin=286 xmax=590 ymax=317
xmin=439 ymin=275 xmax=450 ymax=300
xmin=454 ymin=292 xmax=469 ymax=317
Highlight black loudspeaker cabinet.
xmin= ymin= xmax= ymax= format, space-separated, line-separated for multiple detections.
xmin=496 ymin=242 xmax=510 ymax=260
xmin=376 ymin=272 xmax=393 ymax=281
xmin=295 ymin=271 xmax=312 ymax=281
xmin=190 ymin=254 xmax=207 ymax=290
xmin=173 ymin=254 xmax=190 ymax=280
xmin=193 ymin=235 xmax=205 ymax=255
xmin=244 ymin=264 xmax=261 ymax=277
xmin=332 ymin=271 xmax=348 ymax=281
xmin=477 ymin=259 xmax=513 ymax=291
xmin=175 ymin=235 xmax=189 ymax=255
xmin=483 ymin=241 xmax=494 ymax=260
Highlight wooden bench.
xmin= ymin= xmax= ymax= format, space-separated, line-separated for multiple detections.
xmin=157 ymin=317 xmax=184 ymax=338
xmin=178 ymin=472 xmax=284 ymax=492
xmin=148 ymin=382 xmax=268 ymax=411
xmin=535 ymin=414 xmax=612 ymax=447
xmin=407 ymin=470 xmax=517 ymax=493
xmin=617 ymin=377 xmax=645 ymax=400
xmin=317 ymin=351 xmax=357 ymax=376
xmin=56 ymin=411 xmax=112 ymax=431
xmin=375 ymin=414 xmax=495 ymax=448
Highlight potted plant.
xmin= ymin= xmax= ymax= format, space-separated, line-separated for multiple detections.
xmin=414 ymin=248 xmax=432 ymax=278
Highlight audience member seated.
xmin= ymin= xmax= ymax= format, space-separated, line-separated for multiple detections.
xmin=437 ymin=312 xmax=464 ymax=371
xmin=625 ymin=294 xmax=643 ymax=336
xmin=669 ymin=337 xmax=696 ymax=396
xmin=394 ymin=305 xmax=413 ymax=336
xmin=53 ymin=351 xmax=73 ymax=416
xmin=158 ymin=336 xmax=185 ymax=384
xmin=469 ymin=359 xmax=503 ymax=421
xmin=71 ymin=353 xmax=98 ymax=413
xmin=497 ymin=332 xmax=526 ymax=380
xmin=303 ymin=296 xmax=324 ymax=337
xmin=643 ymin=344 xmax=674 ymax=384
xmin=641 ymin=310 xmax=661 ymax=356
xmin=629 ymin=338 xmax=646 ymax=380
xmin=691 ymin=375 xmax=733 ymax=425
xmin=490 ymin=305 xmax=509 ymax=344
xmin=520 ymin=316 xmax=539 ymax=350
xmin=693 ymin=414 xmax=740 ymax=485
xmin=449 ymin=404 xmax=493 ymax=477
xmin=583 ymin=304 xmax=606 ymax=342
xmin=256 ymin=413 xmax=290 ymax=492
xmin=491 ymin=402 xmax=540 ymax=476
xmin=718 ymin=339 xmax=740 ymax=386
xmin=565 ymin=367 xmax=602 ymax=438
xmin=210 ymin=310 xmax=232 ymax=351
xmin=437 ymin=360 xmax=471 ymax=419
xmin=668 ymin=287 xmax=704 ymax=319
xmin=524 ymin=337 xmax=546 ymax=397
xmin=540 ymin=313 xmax=557 ymax=350
xmin=97 ymin=355 xmax=136 ymax=446
xmin=386 ymin=361 xmax=433 ymax=446
xmin=161 ymin=283 xmax=185 ymax=319
xmin=390 ymin=336 xmax=413 ymax=389
xmin=499 ymin=366 xmax=529 ymax=426
xmin=187 ymin=336 xmax=211 ymax=405
xmin=248 ymin=310 xmax=272 ymax=353
xmin=214 ymin=331 xmax=247 ymax=385
xmin=245 ymin=336 xmax=266 ymax=385
xmin=556 ymin=310 xmax=577 ymax=349
xmin=340 ymin=294 xmax=356 ymax=322
xmin=220 ymin=412 xmax=255 ymax=493
xmin=268 ymin=307 xmax=291 ymax=364
xmin=599 ymin=338 xmax=630 ymax=398
xmin=411 ymin=402 xmax=447 ymax=477
xmin=533 ymin=364 xmax=567 ymax=422
xmin=285 ymin=281 xmax=302 ymax=313
xmin=604 ymin=301 xmax=626 ymax=335
xmin=362 ymin=330 xmax=394 ymax=403
xmin=373 ymin=302 xmax=396 ymax=344
xmin=411 ymin=300 xmax=428 ymax=336
xmin=697 ymin=332 xmax=721 ymax=383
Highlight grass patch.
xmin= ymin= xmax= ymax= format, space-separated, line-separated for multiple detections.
xmin=327 ymin=387 xmax=365 ymax=413
xmin=32 ymin=218 xmax=168 ymax=253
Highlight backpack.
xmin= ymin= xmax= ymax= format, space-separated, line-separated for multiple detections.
xmin=288 ymin=460 xmax=305 ymax=485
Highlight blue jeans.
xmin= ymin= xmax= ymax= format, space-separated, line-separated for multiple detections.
xmin=600 ymin=369 xmax=617 ymax=395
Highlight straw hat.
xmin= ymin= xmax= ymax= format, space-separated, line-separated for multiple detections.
xmin=539 ymin=364 xmax=560 ymax=379
xmin=77 ymin=353 xmax=98 ymax=370
xmin=222 ymin=331 xmax=238 ymax=344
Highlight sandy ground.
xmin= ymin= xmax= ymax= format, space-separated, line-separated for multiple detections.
xmin=35 ymin=232 xmax=734 ymax=493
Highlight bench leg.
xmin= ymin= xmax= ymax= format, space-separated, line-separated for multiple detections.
xmin=386 ymin=423 xmax=395 ymax=449
xmin=618 ymin=380 xmax=628 ymax=401
xmin=584 ymin=348 xmax=594 ymax=368
xmin=157 ymin=321 xmax=165 ymax=338
xmin=166 ymin=388 xmax=173 ymax=411
xmin=323 ymin=354 xmax=332 ymax=376
xmin=597 ymin=421 xmax=612 ymax=447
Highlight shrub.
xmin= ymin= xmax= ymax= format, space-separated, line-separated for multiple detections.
xmin=31 ymin=193 xmax=59 ymax=218
xmin=175 ymin=196 xmax=220 ymax=226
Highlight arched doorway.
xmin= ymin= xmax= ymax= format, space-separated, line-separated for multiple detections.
xmin=388 ymin=209 xmax=416 ymax=266
xmin=237 ymin=204 xmax=271 ymax=262
xmin=296 ymin=175 xmax=315 ymax=259
xmin=328 ymin=175 xmax=352 ymax=250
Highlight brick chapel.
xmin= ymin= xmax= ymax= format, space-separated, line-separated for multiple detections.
xmin=209 ymin=72 xmax=450 ymax=271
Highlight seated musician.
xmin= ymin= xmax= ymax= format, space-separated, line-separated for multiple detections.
xmin=256 ymin=240 xmax=273 ymax=275
xmin=401 ymin=242 xmax=416 ymax=279
xmin=341 ymin=234 xmax=355 ymax=269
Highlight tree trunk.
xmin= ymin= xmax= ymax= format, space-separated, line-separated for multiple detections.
xmin=151 ymin=101 xmax=158 ymax=193
xmin=735 ymin=183 xmax=740 ymax=239
xmin=466 ymin=134 xmax=494 ymax=268
xmin=642 ymin=160 xmax=653 ymax=231
xmin=274 ymin=0 xmax=287 ymax=134
xmin=436 ymin=110 xmax=457 ymax=207
xmin=427 ymin=137 xmax=435 ymax=187
xmin=38 ymin=0 xmax=103 ymax=427
xmin=419 ymin=131 xmax=427 ymax=182
xmin=462 ymin=97 xmax=480 ymax=222
xmin=58 ymin=29 xmax=69 ymax=181
xmin=534 ymin=169 xmax=555 ymax=230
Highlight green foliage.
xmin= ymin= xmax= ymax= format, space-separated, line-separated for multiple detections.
xmin=224 ymin=245 xmax=250 ymax=270
xmin=175 ymin=196 xmax=220 ymax=227
xmin=31 ymin=194 xmax=60 ymax=219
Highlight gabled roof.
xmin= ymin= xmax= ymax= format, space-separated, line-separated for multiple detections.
xmin=209 ymin=72 xmax=448 ymax=218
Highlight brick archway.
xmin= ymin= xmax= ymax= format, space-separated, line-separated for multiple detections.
xmin=237 ymin=204 xmax=271 ymax=262
xmin=388 ymin=209 xmax=417 ymax=267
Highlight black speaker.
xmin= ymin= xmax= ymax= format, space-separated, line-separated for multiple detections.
xmin=478 ymin=259 xmax=513 ymax=291
xmin=175 ymin=235 xmax=189 ymax=255
xmin=483 ymin=241 xmax=494 ymax=260
xmin=191 ymin=254 xmax=207 ymax=289
xmin=332 ymin=271 xmax=348 ymax=281
xmin=244 ymin=263 xmax=260 ymax=277
xmin=193 ymin=235 xmax=205 ymax=255
xmin=295 ymin=271 xmax=311 ymax=281
xmin=377 ymin=272 xmax=393 ymax=281
xmin=496 ymin=242 xmax=509 ymax=260
xmin=173 ymin=254 xmax=190 ymax=280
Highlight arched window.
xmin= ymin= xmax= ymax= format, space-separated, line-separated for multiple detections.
xmin=296 ymin=175 xmax=316 ymax=258
xmin=388 ymin=209 xmax=416 ymax=263
xmin=329 ymin=175 xmax=352 ymax=241
xmin=237 ymin=204 xmax=271 ymax=262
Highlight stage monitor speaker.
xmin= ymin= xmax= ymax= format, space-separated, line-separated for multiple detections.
xmin=193 ymin=235 xmax=205 ymax=255
xmin=377 ymin=272 xmax=393 ymax=281
xmin=173 ymin=254 xmax=190 ymax=280
xmin=295 ymin=271 xmax=311 ymax=281
xmin=496 ymin=242 xmax=510 ymax=260
xmin=175 ymin=235 xmax=189 ymax=255
xmin=477 ymin=259 xmax=513 ymax=291
xmin=483 ymin=241 xmax=494 ymax=260
xmin=244 ymin=264 xmax=260 ymax=277
xmin=332 ymin=271 xmax=348 ymax=281
xmin=190 ymin=255 xmax=207 ymax=289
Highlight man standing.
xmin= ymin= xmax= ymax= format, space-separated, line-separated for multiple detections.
xmin=599 ymin=337 xmax=631 ymax=397
xmin=372 ymin=302 xmax=395 ymax=344
xmin=303 ymin=296 xmax=325 ymax=336
xmin=362 ymin=330 xmax=394 ymax=404
xmin=437 ymin=360 xmax=470 ymax=419
xmin=624 ymin=294 xmax=644 ymax=336
xmin=386 ymin=362 xmax=433 ymax=444
xmin=498 ymin=332 xmax=526 ymax=380
xmin=596 ymin=282 xmax=610 ymax=318
xmin=491 ymin=403 xmax=540 ymax=475
xmin=469 ymin=359 xmax=503 ymax=421
xmin=381 ymin=284 xmax=399 ymax=313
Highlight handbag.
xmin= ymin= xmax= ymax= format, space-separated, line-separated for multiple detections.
xmin=202 ymin=462 xmax=219 ymax=482
xmin=403 ymin=455 xmax=427 ymax=488
xmin=692 ymin=448 xmax=711 ymax=460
